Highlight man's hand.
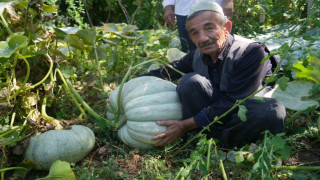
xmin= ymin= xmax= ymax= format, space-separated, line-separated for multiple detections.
xmin=221 ymin=0 xmax=234 ymax=19
xmin=152 ymin=117 xmax=199 ymax=146
xmin=164 ymin=5 xmax=175 ymax=27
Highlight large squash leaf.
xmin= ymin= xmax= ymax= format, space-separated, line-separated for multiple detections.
xmin=37 ymin=160 xmax=75 ymax=180
xmin=0 ymin=36 xmax=28 ymax=58
xmin=167 ymin=48 xmax=186 ymax=62
xmin=270 ymin=81 xmax=319 ymax=111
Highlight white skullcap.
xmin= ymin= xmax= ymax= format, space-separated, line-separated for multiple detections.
xmin=188 ymin=1 xmax=224 ymax=18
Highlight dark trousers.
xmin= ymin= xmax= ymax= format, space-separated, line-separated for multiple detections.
xmin=176 ymin=73 xmax=286 ymax=148
xmin=176 ymin=15 xmax=196 ymax=53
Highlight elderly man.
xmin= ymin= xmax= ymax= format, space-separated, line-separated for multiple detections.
xmin=163 ymin=0 xmax=234 ymax=53
xmin=146 ymin=1 xmax=286 ymax=148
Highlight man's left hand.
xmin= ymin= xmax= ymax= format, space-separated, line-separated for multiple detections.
xmin=152 ymin=117 xmax=199 ymax=147
xmin=152 ymin=120 xmax=186 ymax=146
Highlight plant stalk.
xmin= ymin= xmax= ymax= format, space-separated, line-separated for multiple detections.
xmin=272 ymin=165 xmax=320 ymax=171
xmin=65 ymin=79 xmax=113 ymax=129
xmin=93 ymin=39 xmax=104 ymax=90
xmin=8 ymin=55 xmax=30 ymax=100
xmin=24 ymin=54 xmax=54 ymax=91
xmin=56 ymin=69 xmax=88 ymax=121
xmin=0 ymin=167 xmax=28 ymax=173
xmin=0 ymin=14 xmax=13 ymax=35
xmin=206 ymin=139 xmax=213 ymax=173
xmin=41 ymin=94 xmax=56 ymax=122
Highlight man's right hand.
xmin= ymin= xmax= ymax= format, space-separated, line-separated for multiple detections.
xmin=164 ymin=5 xmax=175 ymax=27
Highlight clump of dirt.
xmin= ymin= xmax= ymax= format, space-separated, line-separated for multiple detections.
xmin=116 ymin=149 xmax=144 ymax=179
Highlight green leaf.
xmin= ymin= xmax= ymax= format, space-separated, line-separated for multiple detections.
xmin=270 ymin=136 xmax=285 ymax=150
xmin=68 ymin=35 xmax=84 ymax=50
xmin=271 ymin=81 xmax=319 ymax=111
xmin=196 ymin=162 xmax=208 ymax=175
xmin=238 ymin=105 xmax=248 ymax=122
xmin=246 ymin=153 xmax=255 ymax=162
xmin=253 ymin=96 xmax=265 ymax=102
xmin=293 ymin=61 xmax=319 ymax=83
xmin=54 ymin=28 xmax=68 ymax=40
xmin=22 ymin=45 xmax=40 ymax=57
xmin=276 ymin=144 xmax=292 ymax=160
xmin=277 ymin=76 xmax=289 ymax=91
xmin=235 ymin=151 xmax=245 ymax=163
xmin=76 ymin=29 xmax=96 ymax=46
xmin=8 ymin=36 xmax=28 ymax=50
xmin=0 ymin=36 xmax=28 ymax=58
xmin=59 ymin=66 xmax=75 ymax=79
xmin=0 ymin=41 xmax=14 ymax=58
xmin=302 ymin=34 xmax=320 ymax=41
xmin=43 ymin=4 xmax=57 ymax=13
xmin=180 ymin=168 xmax=189 ymax=177
xmin=12 ymin=159 xmax=42 ymax=179
xmin=279 ymin=43 xmax=290 ymax=56
xmin=166 ymin=48 xmax=186 ymax=62
xmin=37 ymin=160 xmax=75 ymax=180
xmin=2 ymin=130 xmax=19 ymax=145
xmin=227 ymin=151 xmax=237 ymax=162
xmin=88 ymin=46 xmax=107 ymax=60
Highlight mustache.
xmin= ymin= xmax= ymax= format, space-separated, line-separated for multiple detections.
xmin=199 ymin=39 xmax=216 ymax=48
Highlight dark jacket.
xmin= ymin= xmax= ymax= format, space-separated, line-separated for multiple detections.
xmin=145 ymin=34 xmax=279 ymax=126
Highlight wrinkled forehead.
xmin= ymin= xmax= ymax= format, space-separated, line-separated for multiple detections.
xmin=186 ymin=11 xmax=221 ymax=29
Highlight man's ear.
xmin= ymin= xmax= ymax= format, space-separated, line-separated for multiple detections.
xmin=224 ymin=21 xmax=232 ymax=33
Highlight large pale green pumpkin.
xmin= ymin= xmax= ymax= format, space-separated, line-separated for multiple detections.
xmin=25 ymin=125 xmax=95 ymax=170
xmin=107 ymin=76 xmax=183 ymax=149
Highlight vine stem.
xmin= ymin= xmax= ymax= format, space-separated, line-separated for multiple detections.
xmin=23 ymin=54 xmax=54 ymax=92
xmin=9 ymin=112 xmax=15 ymax=129
xmin=213 ymin=140 xmax=228 ymax=180
xmin=1 ymin=148 xmax=5 ymax=180
xmin=93 ymin=35 xmax=104 ymax=90
xmin=0 ymin=167 xmax=27 ymax=173
xmin=219 ymin=159 xmax=228 ymax=180
xmin=0 ymin=126 xmax=20 ymax=138
xmin=0 ymin=166 xmax=27 ymax=180
xmin=41 ymin=94 xmax=56 ymax=122
xmin=8 ymin=55 xmax=30 ymax=101
xmin=0 ymin=14 xmax=13 ymax=35
xmin=206 ymin=139 xmax=213 ymax=174
xmin=65 ymin=79 xmax=113 ymax=129
xmin=271 ymin=165 xmax=320 ymax=171
xmin=56 ymin=69 xmax=88 ymax=121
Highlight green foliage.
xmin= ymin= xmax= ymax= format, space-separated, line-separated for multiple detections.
xmin=232 ymin=0 xmax=316 ymax=36
xmin=43 ymin=0 xmax=164 ymax=29
xmin=37 ymin=160 xmax=75 ymax=180
xmin=238 ymin=105 xmax=248 ymax=122
xmin=1 ymin=0 xmax=320 ymax=179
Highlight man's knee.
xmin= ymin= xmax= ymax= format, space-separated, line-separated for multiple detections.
xmin=177 ymin=73 xmax=209 ymax=95
xmin=246 ymin=98 xmax=286 ymax=133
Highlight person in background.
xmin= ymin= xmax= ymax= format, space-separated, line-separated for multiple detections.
xmin=163 ymin=0 xmax=234 ymax=53
xmin=145 ymin=1 xmax=286 ymax=148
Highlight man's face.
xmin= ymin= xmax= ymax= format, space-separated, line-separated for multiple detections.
xmin=187 ymin=11 xmax=229 ymax=57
